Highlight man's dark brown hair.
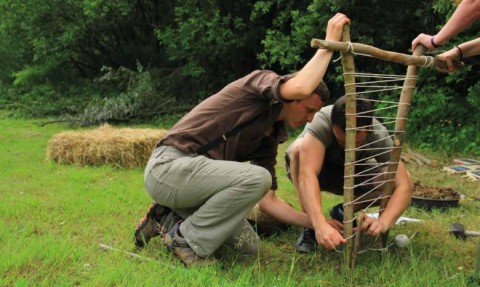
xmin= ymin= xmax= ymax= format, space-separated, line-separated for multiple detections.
xmin=331 ymin=96 xmax=373 ymax=131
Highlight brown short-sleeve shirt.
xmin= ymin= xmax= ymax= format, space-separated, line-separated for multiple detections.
xmin=158 ymin=70 xmax=290 ymax=190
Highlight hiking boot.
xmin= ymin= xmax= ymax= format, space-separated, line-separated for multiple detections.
xmin=330 ymin=203 xmax=357 ymax=228
xmin=295 ymin=228 xmax=317 ymax=253
xmin=134 ymin=203 xmax=177 ymax=248
xmin=163 ymin=222 xmax=216 ymax=267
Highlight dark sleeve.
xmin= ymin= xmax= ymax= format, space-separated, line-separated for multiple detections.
xmin=242 ymin=70 xmax=293 ymax=104
xmin=249 ymin=137 xmax=279 ymax=190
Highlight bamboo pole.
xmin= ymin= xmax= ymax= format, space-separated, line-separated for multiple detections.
xmin=340 ymin=24 xmax=356 ymax=269
xmin=378 ymin=45 xmax=426 ymax=247
xmin=311 ymin=39 xmax=461 ymax=70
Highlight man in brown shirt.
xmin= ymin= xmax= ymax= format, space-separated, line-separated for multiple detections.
xmin=134 ymin=13 xmax=351 ymax=266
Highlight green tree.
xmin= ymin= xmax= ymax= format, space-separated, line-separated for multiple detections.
xmin=0 ymin=0 xmax=477 ymax=154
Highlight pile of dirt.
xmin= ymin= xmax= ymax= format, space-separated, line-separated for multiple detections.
xmin=412 ymin=182 xmax=461 ymax=200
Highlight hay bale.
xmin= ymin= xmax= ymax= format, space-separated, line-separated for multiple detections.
xmin=46 ymin=124 xmax=167 ymax=168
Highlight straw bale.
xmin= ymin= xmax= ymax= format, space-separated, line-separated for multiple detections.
xmin=46 ymin=124 xmax=167 ymax=168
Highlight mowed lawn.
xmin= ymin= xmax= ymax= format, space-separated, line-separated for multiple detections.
xmin=0 ymin=114 xmax=479 ymax=286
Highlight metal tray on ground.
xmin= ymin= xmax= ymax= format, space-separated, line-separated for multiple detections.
xmin=410 ymin=193 xmax=464 ymax=210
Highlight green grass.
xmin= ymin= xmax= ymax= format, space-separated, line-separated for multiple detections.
xmin=1 ymin=114 xmax=479 ymax=286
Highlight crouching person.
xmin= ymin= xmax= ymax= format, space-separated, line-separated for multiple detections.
xmin=286 ymin=96 xmax=413 ymax=252
xmin=133 ymin=13 xmax=351 ymax=267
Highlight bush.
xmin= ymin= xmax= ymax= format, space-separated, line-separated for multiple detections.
xmin=76 ymin=64 xmax=177 ymax=126
xmin=407 ymin=69 xmax=479 ymax=156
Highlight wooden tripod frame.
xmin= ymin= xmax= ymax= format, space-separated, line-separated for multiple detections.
xmin=312 ymin=25 xmax=425 ymax=269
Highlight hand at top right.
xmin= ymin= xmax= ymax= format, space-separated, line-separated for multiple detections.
xmin=436 ymin=48 xmax=462 ymax=72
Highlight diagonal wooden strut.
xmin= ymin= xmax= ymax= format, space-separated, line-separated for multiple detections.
xmin=378 ymin=45 xmax=426 ymax=246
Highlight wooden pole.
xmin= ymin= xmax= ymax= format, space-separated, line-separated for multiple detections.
xmin=378 ymin=45 xmax=426 ymax=246
xmin=351 ymin=212 xmax=365 ymax=269
xmin=340 ymin=24 xmax=357 ymax=269
xmin=311 ymin=39 xmax=461 ymax=70
xmin=99 ymin=244 xmax=180 ymax=271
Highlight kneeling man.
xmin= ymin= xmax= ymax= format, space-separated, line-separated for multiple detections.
xmin=286 ymin=96 xmax=413 ymax=252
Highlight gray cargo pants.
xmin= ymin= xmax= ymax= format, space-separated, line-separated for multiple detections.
xmin=144 ymin=145 xmax=271 ymax=257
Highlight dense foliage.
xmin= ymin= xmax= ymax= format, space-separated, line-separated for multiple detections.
xmin=0 ymin=0 xmax=478 ymax=155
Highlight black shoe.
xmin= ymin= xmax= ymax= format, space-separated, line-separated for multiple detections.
xmin=134 ymin=203 xmax=180 ymax=248
xmin=295 ymin=228 xmax=317 ymax=253
xmin=329 ymin=203 xmax=357 ymax=228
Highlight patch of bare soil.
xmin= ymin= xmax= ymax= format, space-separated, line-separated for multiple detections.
xmin=413 ymin=182 xmax=461 ymax=200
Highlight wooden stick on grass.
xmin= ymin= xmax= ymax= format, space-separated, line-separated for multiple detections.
xmin=99 ymin=244 xmax=155 ymax=262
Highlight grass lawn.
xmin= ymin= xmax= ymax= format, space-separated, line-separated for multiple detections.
xmin=1 ymin=114 xmax=479 ymax=286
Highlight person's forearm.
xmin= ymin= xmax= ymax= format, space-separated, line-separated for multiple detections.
xmin=458 ymin=37 xmax=480 ymax=58
xmin=258 ymin=192 xmax=313 ymax=228
xmin=290 ymin=151 xmax=324 ymax=228
xmin=289 ymin=140 xmax=327 ymax=229
xmin=436 ymin=37 xmax=480 ymax=72
xmin=280 ymin=13 xmax=350 ymax=101
xmin=378 ymin=185 xmax=411 ymax=228
xmin=286 ymin=49 xmax=334 ymax=100
xmin=297 ymin=173 xmax=328 ymax=229
xmin=435 ymin=0 xmax=480 ymax=45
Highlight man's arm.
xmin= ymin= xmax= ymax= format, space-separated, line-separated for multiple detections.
xmin=258 ymin=191 xmax=312 ymax=228
xmin=279 ymin=13 xmax=350 ymax=101
xmin=290 ymin=135 xmax=346 ymax=249
xmin=361 ymin=161 xmax=413 ymax=236
xmin=456 ymin=37 xmax=480 ymax=58
xmin=434 ymin=0 xmax=480 ymax=46
xmin=438 ymin=37 xmax=480 ymax=72
xmin=412 ymin=0 xmax=480 ymax=50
